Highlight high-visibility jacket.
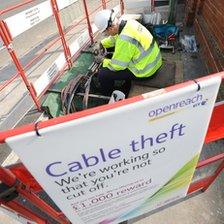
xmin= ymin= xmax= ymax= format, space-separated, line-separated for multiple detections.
xmin=101 ymin=19 xmax=162 ymax=78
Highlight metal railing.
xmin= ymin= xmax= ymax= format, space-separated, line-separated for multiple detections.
xmin=0 ymin=0 xmax=120 ymax=110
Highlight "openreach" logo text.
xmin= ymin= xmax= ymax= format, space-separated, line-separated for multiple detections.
xmin=148 ymin=93 xmax=205 ymax=119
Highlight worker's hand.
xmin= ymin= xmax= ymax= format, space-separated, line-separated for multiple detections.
xmin=93 ymin=43 xmax=106 ymax=56
xmin=99 ymin=43 xmax=106 ymax=55
xmin=95 ymin=55 xmax=104 ymax=64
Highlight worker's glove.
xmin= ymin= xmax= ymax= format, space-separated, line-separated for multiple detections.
xmin=93 ymin=44 xmax=106 ymax=56
xmin=95 ymin=55 xmax=104 ymax=64
xmin=99 ymin=43 xmax=106 ymax=55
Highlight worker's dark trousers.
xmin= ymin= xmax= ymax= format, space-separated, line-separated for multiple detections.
xmin=98 ymin=67 xmax=135 ymax=97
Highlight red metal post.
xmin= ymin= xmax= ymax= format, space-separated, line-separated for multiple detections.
xmin=196 ymin=153 xmax=224 ymax=169
xmin=0 ymin=21 xmax=41 ymax=111
xmin=0 ymin=166 xmax=46 ymax=223
xmin=101 ymin=0 xmax=107 ymax=9
xmin=187 ymin=155 xmax=224 ymax=194
xmin=0 ymin=167 xmax=16 ymax=187
xmin=0 ymin=36 xmax=60 ymax=93
xmin=0 ymin=166 xmax=70 ymax=223
xmin=0 ymin=0 xmax=35 ymax=16
xmin=1 ymin=201 xmax=47 ymax=224
xmin=205 ymin=102 xmax=224 ymax=143
xmin=187 ymin=176 xmax=211 ymax=194
xmin=202 ymin=159 xmax=224 ymax=191
xmin=51 ymin=0 xmax=72 ymax=69
xmin=18 ymin=187 xmax=69 ymax=224
xmin=82 ymin=0 xmax=94 ymax=44
xmin=120 ymin=0 xmax=124 ymax=15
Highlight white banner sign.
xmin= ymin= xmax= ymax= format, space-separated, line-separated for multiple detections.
xmin=4 ymin=0 xmax=78 ymax=39
xmin=6 ymin=77 xmax=221 ymax=224
xmin=5 ymin=1 xmax=52 ymax=38
xmin=33 ymin=24 xmax=98 ymax=96
xmin=33 ymin=53 xmax=66 ymax=96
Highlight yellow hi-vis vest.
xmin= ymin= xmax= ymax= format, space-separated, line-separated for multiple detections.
xmin=101 ymin=19 xmax=162 ymax=78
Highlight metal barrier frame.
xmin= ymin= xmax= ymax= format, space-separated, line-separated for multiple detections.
xmin=0 ymin=72 xmax=223 ymax=223
xmin=0 ymin=0 xmax=117 ymax=111
xmin=0 ymin=19 xmax=41 ymax=111
xmin=0 ymin=167 xmax=69 ymax=223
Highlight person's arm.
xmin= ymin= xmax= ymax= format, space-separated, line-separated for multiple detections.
xmin=102 ymin=38 xmax=135 ymax=71
xmin=101 ymin=35 xmax=118 ymax=48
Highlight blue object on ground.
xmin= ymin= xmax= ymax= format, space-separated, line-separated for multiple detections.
xmin=153 ymin=24 xmax=179 ymax=39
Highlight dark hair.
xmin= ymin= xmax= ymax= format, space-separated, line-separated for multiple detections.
xmin=107 ymin=9 xmax=114 ymax=29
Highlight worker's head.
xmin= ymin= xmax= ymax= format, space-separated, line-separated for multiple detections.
xmin=94 ymin=9 xmax=119 ymax=36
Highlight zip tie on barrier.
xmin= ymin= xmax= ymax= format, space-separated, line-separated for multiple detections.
xmin=34 ymin=122 xmax=41 ymax=137
xmin=193 ymin=79 xmax=201 ymax=91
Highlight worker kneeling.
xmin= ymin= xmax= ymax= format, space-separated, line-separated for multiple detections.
xmin=94 ymin=9 xmax=162 ymax=97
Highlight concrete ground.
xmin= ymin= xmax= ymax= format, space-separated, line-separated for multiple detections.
xmin=128 ymin=173 xmax=224 ymax=224
xmin=127 ymin=140 xmax=224 ymax=224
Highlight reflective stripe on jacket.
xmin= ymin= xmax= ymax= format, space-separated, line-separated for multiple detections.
xmin=101 ymin=20 xmax=162 ymax=78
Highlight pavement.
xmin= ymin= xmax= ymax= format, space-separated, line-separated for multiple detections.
xmin=128 ymin=143 xmax=224 ymax=224
xmin=129 ymin=173 xmax=224 ymax=224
